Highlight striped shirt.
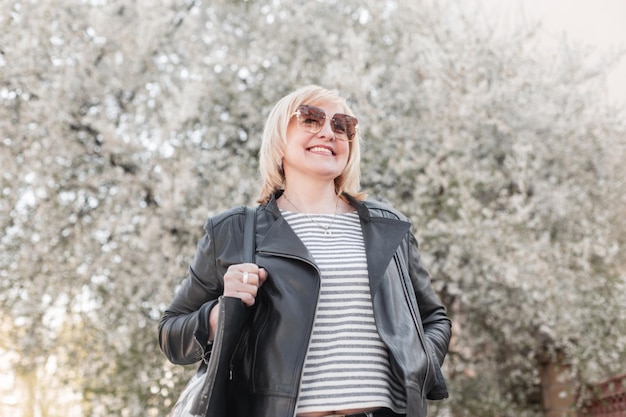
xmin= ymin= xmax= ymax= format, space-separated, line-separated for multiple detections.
xmin=281 ymin=210 xmax=407 ymax=414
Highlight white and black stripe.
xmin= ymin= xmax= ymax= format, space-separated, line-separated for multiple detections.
xmin=281 ymin=210 xmax=407 ymax=414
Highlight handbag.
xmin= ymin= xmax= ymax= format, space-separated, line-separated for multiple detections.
xmin=168 ymin=206 xmax=256 ymax=417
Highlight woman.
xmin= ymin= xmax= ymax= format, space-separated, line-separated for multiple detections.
xmin=159 ymin=85 xmax=451 ymax=417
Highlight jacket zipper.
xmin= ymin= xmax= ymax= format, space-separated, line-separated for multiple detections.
xmin=394 ymin=252 xmax=432 ymax=392
xmin=229 ymin=318 xmax=251 ymax=380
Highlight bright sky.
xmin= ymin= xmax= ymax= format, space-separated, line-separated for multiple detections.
xmin=484 ymin=0 xmax=626 ymax=105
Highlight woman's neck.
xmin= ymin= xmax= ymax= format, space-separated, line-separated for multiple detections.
xmin=281 ymin=186 xmax=338 ymax=214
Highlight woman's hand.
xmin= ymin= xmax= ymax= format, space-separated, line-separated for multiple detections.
xmin=208 ymin=263 xmax=267 ymax=342
xmin=223 ymin=263 xmax=268 ymax=307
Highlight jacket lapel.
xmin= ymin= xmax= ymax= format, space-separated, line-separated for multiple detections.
xmin=256 ymin=215 xmax=316 ymax=265
xmin=360 ymin=216 xmax=411 ymax=295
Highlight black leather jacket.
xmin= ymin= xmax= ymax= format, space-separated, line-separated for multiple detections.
xmin=159 ymin=192 xmax=451 ymax=417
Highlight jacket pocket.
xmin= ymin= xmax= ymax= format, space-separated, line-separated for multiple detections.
xmin=425 ymin=352 xmax=448 ymax=400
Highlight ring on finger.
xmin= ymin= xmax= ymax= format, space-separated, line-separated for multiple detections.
xmin=242 ymin=271 xmax=249 ymax=284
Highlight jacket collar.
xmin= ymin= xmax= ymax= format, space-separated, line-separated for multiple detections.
xmin=257 ymin=191 xmax=315 ymax=266
xmin=258 ymin=191 xmax=411 ymax=286
xmin=262 ymin=190 xmax=376 ymax=221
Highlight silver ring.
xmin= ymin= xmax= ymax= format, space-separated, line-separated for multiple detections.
xmin=242 ymin=271 xmax=249 ymax=284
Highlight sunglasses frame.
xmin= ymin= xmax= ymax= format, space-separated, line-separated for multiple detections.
xmin=292 ymin=104 xmax=358 ymax=141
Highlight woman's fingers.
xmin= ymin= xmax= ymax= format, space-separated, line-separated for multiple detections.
xmin=223 ymin=264 xmax=266 ymax=306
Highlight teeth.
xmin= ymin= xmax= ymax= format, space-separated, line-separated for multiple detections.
xmin=309 ymin=147 xmax=332 ymax=155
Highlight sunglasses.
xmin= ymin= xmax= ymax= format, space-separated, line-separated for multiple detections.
xmin=292 ymin=104 xmax=358 ymax=141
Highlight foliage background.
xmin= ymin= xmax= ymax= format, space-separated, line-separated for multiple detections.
xmin=1 ymin=0 xmax=624 ymax=416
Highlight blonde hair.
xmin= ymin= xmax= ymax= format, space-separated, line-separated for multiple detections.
xmin=257 ymin=85 xmax=365 ymax=204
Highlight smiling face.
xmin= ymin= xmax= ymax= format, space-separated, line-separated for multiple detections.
xmin=282 ymin=100 xmax=351 ymax=184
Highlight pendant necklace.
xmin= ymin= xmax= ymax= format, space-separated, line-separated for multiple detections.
xmin=283 ymin=194 xmax=339 ymax=236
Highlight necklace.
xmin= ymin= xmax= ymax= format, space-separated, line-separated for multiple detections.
xmin=283 ymin=194 xmax=339 ymax=236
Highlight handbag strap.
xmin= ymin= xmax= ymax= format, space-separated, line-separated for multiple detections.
xmin=243 ymin=206 xmax=256 ymax=263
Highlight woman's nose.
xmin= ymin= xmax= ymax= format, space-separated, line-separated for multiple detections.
xmin=317 ymin=119 xmax=335 ymax=140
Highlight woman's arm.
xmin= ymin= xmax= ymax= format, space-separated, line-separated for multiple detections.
xmin=158 ymin=221 xmax=224 ymax=365
xmin=158 ymin=216 xmax=267 ymax=365
xmin=408 ymin=232 xmax=451 ymax=371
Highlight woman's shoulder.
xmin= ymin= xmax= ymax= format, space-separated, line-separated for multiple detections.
xmin=203 ymin=205 xmax=252 ymax=230
xmin=361 ymin=197 xmax=410 ymax=223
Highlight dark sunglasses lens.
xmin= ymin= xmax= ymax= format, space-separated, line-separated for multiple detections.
xmin=332 ymin=114 xmax=357 ymax=140
xmin=297 ymin=105 xmax=325 ymax=132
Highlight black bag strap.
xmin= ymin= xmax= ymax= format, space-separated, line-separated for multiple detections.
xmin=243 ymin=206 xmax=256 ymax=264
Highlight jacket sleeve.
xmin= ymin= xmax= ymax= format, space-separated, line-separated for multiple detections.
xmin=158 ymin=218 xmax=225 ymax=365
xmin=407 ymin=232 xmax=452 ymax=399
